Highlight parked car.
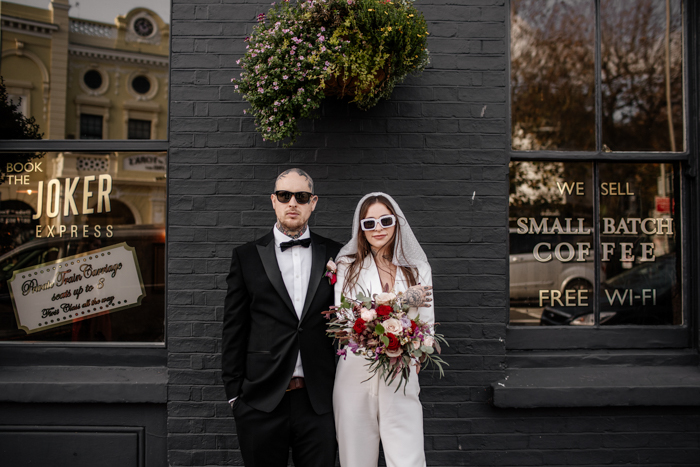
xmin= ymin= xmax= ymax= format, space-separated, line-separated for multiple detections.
xmin=540 ymin=253 xmax=679 ymax=326
xmin=509 ymin=229 xmax=596 ymax=305
xmin=0 ymin=224 xmax=165 ymax=342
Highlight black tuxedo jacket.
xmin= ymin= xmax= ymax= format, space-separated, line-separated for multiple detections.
xmin=222 ymin=230 xmax=341 ymax=414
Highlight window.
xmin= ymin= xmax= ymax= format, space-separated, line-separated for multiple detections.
xmin=128 ymin=119 xmax=152 ymax=140
xmin=508 ymin=0 xmax=688 ymax=349
xmin=80 ymin=114 xmax=104 ymax=140
xmin=509 ymin=161 xmax=682 ymax=327
xmin=511 ymin=0 xmax=684 ymax=153
xmin=0 ymin=151 xmax=166 ymax=343
xmin=0 ymin=3 xmax=169 ymax=141
xmin=0 ymin=2 xmax=170 ymax=348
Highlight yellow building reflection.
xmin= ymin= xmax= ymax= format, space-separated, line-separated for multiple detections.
xmin=1 ymin=0 xmax=169 ymax=140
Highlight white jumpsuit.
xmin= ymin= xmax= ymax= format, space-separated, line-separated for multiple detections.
xmin=333 ymin=255 xmax=434 ymax=467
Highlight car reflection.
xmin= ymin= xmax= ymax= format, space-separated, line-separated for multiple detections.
xmin=0 ymin=224 xmax=165 ymax=341
xmin=509 ymin=230 xmax=596 ymax=306
xmin=540 ymin=253 xmax=679 ymax=326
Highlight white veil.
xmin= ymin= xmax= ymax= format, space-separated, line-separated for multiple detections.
xmin=337 ymin=192 xmax=429 ymax=268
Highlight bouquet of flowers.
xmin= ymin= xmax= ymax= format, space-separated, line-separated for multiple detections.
xmin=324 ymin=289 xmax=447 ymax=392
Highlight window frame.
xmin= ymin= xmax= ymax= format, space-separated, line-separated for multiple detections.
xmin=0 ymin=4 xmax=171 ymax=356
xmin=506 ymin=0 xmax=698 ymax=350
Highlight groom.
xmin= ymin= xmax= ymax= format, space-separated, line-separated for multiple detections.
xmin=222 ymin=168 xmax=341 ymax=467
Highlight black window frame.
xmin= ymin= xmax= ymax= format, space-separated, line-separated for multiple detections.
xmin=507 ymin=0 xmax=698 ymax=351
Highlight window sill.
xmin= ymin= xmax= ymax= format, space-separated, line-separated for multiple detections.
xmin=492 ymin=366 xmax=700 ymax=408
xmin=0 ymin=366 xmax=167 ymax=403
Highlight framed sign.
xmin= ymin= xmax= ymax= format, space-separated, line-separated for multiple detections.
xmin=8 ymin=243 xmax=146 ymax=334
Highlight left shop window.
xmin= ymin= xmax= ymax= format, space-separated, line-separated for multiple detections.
xmin=0 ymin=150 xmax=166 ymax=343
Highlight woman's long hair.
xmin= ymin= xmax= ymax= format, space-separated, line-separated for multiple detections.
xmin=342 ymin=195 xmax=418 ymax=298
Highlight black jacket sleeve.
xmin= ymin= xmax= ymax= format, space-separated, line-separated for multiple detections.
xmin=221 ymin=247 xmax=251 ymax=401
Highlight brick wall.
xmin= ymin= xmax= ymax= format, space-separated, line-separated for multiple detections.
xmin=166 ymin=0 xmax=700 ymax=465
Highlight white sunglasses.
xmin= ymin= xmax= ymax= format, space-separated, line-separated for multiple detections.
xmin=360 ymin=214 xmax=396 ymax=231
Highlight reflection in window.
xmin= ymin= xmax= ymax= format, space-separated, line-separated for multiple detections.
xmin=511 ymin=0 xmax=595 ymax=151
xmin=509 ymin=162 xmax=682 ymax=326
xmin=128 ymin=119 xmax=151 ymax=140
xmin=509 ymin=162 xmax=594 ymax=325
xmin=598 ymin=163 xmax=681 ymax=325
xmin=0 ymin=152 xmax=166 ymax=343
xmin=511 ymin=0 xmax=685 ymax=152
xmin=0 ymin=2 xmax=169 ymax=140
xmin=601 ymin=0 xmax=684 ymax=152
xmin=80 ymin=114 xmax=103 ymax=139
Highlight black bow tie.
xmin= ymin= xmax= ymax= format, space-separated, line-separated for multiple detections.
xmin=280 ymin=238 xmax=312 ymax=252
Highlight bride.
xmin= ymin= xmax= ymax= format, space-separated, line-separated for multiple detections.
xmin=333 ymin=192 xmax=433 ymax=467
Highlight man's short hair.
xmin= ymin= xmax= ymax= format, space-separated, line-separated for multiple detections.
xmin=274 ymin=168 xmax=314 ymax=193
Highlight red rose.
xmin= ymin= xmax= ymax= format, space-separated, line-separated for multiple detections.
xmin=353 ymin=318 xmax=366 ymax=334
xmin=330 ymin=274 xmax=337 ymax=285
xmin=410 ymin=320 xmax=418 ymax=334
xmin=386 ymin=333 xmax=400 ymax=351
xmin=376 ymin=305 xmax=392 ymax=317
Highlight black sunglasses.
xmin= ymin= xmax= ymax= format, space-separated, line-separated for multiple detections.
xmin=274 ymin=191 xmax=315 ymax=204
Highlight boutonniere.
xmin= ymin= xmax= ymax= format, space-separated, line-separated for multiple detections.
xmin=324 ymin=258 xmax=337 ymax=285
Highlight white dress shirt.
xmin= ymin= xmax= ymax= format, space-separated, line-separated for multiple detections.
xmin=273 ymin=225 xmax=312 ymax=378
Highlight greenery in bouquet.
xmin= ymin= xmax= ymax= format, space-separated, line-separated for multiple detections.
xmin=324 ymin=289 xmax=447 ymax=393
xmin=232 ymin=0 xmax=429 ymax=146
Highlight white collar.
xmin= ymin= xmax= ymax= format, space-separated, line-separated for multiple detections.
xmin=273 ymin=224 xmax=311 ymax=247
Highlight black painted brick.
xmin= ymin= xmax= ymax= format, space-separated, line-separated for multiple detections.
xmin=166 ymin=1 xmax=700 ymax=466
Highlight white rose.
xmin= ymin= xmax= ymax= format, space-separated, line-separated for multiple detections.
xmin=412 ymin=340 xmax=421 ymax=350
xmin=360 ymin=307 xmax=376 ymax=322
xmin=375 ymin=292 xmax=396 ymax=306
xmin=326 ymin=259 xmax=337 ymax=272
xmin=423 ymin=335 xmax=435 ymax=347
xmin=383 ymin=318 xmax=402 ymax=335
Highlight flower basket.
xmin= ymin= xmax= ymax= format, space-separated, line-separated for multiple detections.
xmin=232 ymin=0 xmax=429 ymax=146
xmin=323 ymin=66 xmax=389 ymax=98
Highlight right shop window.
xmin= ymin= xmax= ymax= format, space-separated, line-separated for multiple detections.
xmin=509 ymin=162 xmax=682 ymax=327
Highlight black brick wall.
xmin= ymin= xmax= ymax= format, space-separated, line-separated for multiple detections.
xmin=167 ymin=0 xmax=700 ymax=465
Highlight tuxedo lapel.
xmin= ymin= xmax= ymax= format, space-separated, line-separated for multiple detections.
xmin=256 ymin=232 xmax=297 ymax=318
xmin=300 ymin=235 xmax=326 ymax=323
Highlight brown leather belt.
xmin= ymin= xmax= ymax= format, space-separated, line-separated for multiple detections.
xmin=286 ymin=377 xmax=305 ymax=392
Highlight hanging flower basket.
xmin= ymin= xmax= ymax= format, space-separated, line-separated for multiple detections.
xmin=232 ymin=0 xmax=430 ymax=146
xmin=323 ymin=66 xmax=389 ymax=98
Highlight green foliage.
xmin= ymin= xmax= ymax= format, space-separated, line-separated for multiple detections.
xmin=233 ymin=0 xmax=429 ymax=145
xmin=330 ymin=0 xmax=429 ymax=110
xmin=0 ymin=76 xmax=44 ymax=184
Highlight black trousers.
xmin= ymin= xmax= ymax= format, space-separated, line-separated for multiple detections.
xmin=233 ymin=387 xmax=337 ymax=467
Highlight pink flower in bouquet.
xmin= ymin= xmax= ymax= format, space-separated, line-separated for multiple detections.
xmin=383 ymin=318 xmax=402 ymax=335
xmin=423 ymin=335 xmax=435 ymax=347
xmin=360 ymin=307 xmax=376 ymax=322
xmin=412 ymin=340 xmax=421 ymax=350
